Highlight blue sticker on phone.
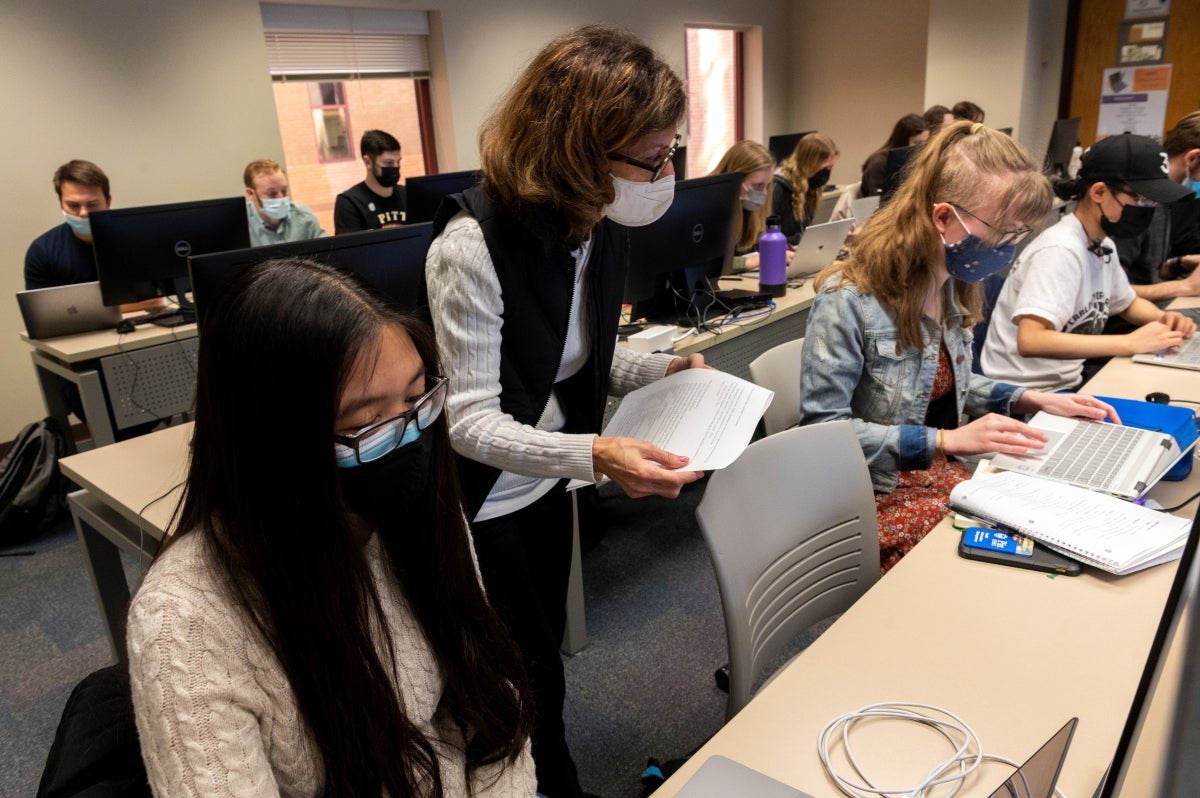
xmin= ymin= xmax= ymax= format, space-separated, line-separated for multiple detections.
xmin=963 ymin=526 xmax=1034 ymax=557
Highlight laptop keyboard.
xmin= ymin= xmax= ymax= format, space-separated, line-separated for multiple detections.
xmin=1040 ymin=422 xmax=1141 ymax=489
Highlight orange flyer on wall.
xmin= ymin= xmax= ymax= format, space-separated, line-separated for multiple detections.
xmin=1133 ymin=66 xmax=1171 ymax=92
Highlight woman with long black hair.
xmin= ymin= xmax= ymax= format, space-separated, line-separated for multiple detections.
xmin=127 ymin=258 xmax=534 ymax=797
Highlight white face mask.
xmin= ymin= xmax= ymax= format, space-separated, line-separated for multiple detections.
xmin=741 ymin=188 xmax=767 ymax=211
xmin=259 ymin=196 xmax=291 ymax=220
xmin=603 ymin=174 xmax=675 ymax=227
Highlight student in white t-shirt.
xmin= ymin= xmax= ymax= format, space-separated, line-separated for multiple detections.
xmin=981 ymin=133 xmax=1196 ymax=391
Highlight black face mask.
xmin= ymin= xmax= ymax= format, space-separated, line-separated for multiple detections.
xmin=1099 ymin=201 xmax=1155 ymax=239
xmin=809 ymin=167 xmax=832 ymax=189
xmin=375 ymin=165 xmax=401 ymax=188
xmin=338 ymin=431 xmax=432 ymax=530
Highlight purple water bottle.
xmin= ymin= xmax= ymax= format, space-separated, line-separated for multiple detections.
xmin=758 ymin=215 xmax=787 ymax=298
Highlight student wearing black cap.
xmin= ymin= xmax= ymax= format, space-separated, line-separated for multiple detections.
xmin=981 ymin=133 xmax=1196 ymax=392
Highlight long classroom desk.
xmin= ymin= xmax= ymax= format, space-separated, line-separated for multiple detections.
xmin=655 ymin=343 xmax=1200 ymax=796
xmin=20 ymin=322 xmax=198 ymax=453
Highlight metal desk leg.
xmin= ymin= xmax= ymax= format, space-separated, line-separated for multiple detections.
xmin=69 ymin=489 xmax=160 ymax=662
xmin=562 ymin=491 xmax=588 ymax=655
xmin=77 ymin=370 xmax=117 ymax=447
xmin=30 ymin=352 xmax=79 ymax=455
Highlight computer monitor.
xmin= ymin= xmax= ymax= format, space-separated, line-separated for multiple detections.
xmin=404 ymin=170 xmax=481 ymax=224
xmin=881 ymin=145 xmax=919 ymax=203
xmin=623 ymin=172 xmax=741 ymax=325
xmin=671 ymin=145 xmax=688 ymax=180
xmin=1044 ymin=117 xmax=1081 ymax=177
xmin=1094 ymin=503 xmax=1200 ymax=797
xmin=767 ymin=131 xmax=816 ymax=165
xmin=90 ymin=197 xmax=250 ymax=321
xmin=188 ymin=223 xmax=434 ymax=329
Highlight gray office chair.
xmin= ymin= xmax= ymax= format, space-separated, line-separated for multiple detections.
xmin=747 ymin=337 xmax=805 ymax=436
xmin=696 ymin=420 xmax=879 ymax=718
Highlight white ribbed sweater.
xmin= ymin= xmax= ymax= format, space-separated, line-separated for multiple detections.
xmin=425 ymin=212 xmax=676 ymax=518
xmin=126 ymin=532 xmax=536 ymax=797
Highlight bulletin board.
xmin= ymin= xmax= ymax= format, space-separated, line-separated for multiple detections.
xmin=1069 ymin=0 xmax=1200 ymax=147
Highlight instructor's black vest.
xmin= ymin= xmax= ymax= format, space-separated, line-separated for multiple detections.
xmin=432 ymin=187 xmax=629 ymax=518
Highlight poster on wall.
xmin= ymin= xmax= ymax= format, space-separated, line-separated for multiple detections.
xmin=1098 ymin=64 xmax=1172 ymax=138
xmin=1118 ymin=18 xmax=1167 ymax=64
xmin=1126 ymin=0 xmax=1169 ymax=19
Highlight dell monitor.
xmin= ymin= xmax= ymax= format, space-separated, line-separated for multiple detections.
xmin=405 ymin=170 xmax=481 ymax=224
xmin=1044 ymin=117 xmax=1081 ymax=177
xmin=188 ymin=223 xmax=434 ymax=329
xmin=90 ymin=197 xmax=250 ymax=323
xmin=671 ymin=145 xmax=688 ymax=180
xmin=623 ymin=172 xmax=741 ymax=325
xmin=881 ymin=145 xmax=919 ymax=204
xmin=767 ymin=131 xmax=816 ymax=165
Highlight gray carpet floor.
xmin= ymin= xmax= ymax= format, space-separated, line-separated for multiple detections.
xmin=0 ymin=477 xmax=825 ymax=797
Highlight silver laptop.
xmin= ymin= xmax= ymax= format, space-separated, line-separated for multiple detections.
xmin=1131 ymin=307 xmax=1200 ymax=371
xmin=850 ymin=194 xmax=880 ymax=223
xmin=988 ymin=412 xmax=1187 ymax=500
xmin=787 ymin=217 xmax=854 ymax=278
xmin=16 ymin=281 xmax=122 ymax=340
xmin=675 ymin=755 xmax=811 ymax=797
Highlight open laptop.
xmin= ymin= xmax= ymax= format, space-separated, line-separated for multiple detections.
xmin=787 ymin=217 xmax=854 ymax=278
xmin=17 ymin=281 xmax=122 ymax=340
xmin=987 ymin=717 xmax=1077 ymax=798
xmin=988 ymin=412 xmax=1190 ymax=500
xmin=675 ymin=755 xmax=811 ymax=797
xmin=1132 ymin=307 xmax=1200 ymax=371
xmin=850 ymin=194 xmax=880 ymax=224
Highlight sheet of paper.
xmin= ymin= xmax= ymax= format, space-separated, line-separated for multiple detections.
xmin=568 ymin=369 xmax=773 ymax=489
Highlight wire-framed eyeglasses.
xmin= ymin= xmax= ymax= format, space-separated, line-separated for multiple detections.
xmin=950 ymin=204 xmax=1033 ymax=248
xmin=333 ymin=375 xmax=448 ymax=466
xmin=607 ymin=133 xmax=681 ymax=182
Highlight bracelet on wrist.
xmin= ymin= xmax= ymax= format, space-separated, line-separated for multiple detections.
xmin=935 ymin=428 xmax=945 ymax=457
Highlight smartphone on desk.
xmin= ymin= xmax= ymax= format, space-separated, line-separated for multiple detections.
xmin=958 ymin=527 xmax=1082 ymax=576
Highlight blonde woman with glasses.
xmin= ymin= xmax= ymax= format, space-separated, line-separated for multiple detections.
xmin=800 ymin=122 xmax=1116 ymax=573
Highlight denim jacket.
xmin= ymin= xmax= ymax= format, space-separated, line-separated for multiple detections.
xmin=799 ymin=280 xmax=1025 ymax=493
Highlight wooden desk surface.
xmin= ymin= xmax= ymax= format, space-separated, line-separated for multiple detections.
xmin=59 ymin=421 xmax=191 ymax=540
xmin=20 ymin=321 xmax=198 ymax=364
xmin=657 ymin=345 xmax=1200 ymax=796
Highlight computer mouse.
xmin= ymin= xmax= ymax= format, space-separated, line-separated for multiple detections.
xmin=1146 ymin=391 xmax=1171 ymax=404
xmin=116 ymin=319 xmax=137 ymax=334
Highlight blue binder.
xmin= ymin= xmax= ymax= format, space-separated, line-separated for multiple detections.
xmin=1096 ymin=396 xmax=1199 ymax=480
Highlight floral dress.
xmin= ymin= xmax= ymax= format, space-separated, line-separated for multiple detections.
xmin=873 ymin=344 xmax=971 ymax=575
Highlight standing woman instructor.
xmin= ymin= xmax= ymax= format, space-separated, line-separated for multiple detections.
xmin=426 ymin=25 xmax=705 ymax=797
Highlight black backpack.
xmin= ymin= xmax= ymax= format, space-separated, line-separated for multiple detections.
xmin=0 ymin=417 xmax=69 ymax=548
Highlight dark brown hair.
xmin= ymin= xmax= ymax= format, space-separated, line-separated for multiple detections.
xmin=53 ymin=160 xmax=109 ymax=200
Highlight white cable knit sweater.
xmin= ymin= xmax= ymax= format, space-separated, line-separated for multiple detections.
xmin=126 ymin=532 xmax=536 ymax=797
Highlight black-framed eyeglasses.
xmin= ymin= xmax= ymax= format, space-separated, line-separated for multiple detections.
xmin=333 ymin=375 xmax=448 ymax=466
xmin=607 ymin=133 xmax=681 ymax=182
xmin=1106 ymin=183 xmax=1157 ymax=208
xmin=950 ymin=204 xmax=1033 ymax=248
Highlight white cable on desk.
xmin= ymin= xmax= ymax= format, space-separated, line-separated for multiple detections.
xmin=816 ymin=701 xmax=1068 ymax=798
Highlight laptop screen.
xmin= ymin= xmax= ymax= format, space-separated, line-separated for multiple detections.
xmin=987 ymin=718 xmax=1077 ymax=798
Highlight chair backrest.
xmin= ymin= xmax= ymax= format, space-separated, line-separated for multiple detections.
xmin=695 ymin=420 xmax=879 ymax=718
xmin=748 ymin=337 xmax=805 ymax=436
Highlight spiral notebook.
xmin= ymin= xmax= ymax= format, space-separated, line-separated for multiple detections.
xmin=948 ymin=471 xmax=1191 ymax=574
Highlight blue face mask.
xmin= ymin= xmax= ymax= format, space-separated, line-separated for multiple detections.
xmin=63 ymin=212 xmax=91 ymax=236
xmin=1185 ymin=176 xmax=1200 ymax=199
xmin=942 ymin=232 xmax=1017 ymax=283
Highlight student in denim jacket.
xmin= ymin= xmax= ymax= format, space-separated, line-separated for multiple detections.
xmin=800 ymin=122 xmax=1117 ymax=574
